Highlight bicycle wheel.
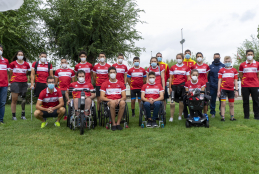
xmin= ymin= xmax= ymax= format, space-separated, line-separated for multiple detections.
xmin=80 ymin=113 xmax=85 ymax=135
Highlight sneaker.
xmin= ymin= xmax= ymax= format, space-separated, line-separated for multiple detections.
xmin=169 ymin=117 xmax=173 ymax=122
xmin=152 ymin=120 xmax=158 ymax=127
xmin=63 ymin=116 xmax=67 ymax=120
xmin=12 ymin=117 xmax=17 ymax=121
xmin=41 ymin=122 xmax=48 ymax=128
xmin=0 ymin=121 xmax=4 ymax=125
xmin=178 ymin=116 xmax=182 ymax=120
xmin=211 ymin=114 xmax=215 ymax=118
xmin=221 ymin=116 xmax=225 ymax=121
xmin=21 ymin=116 xmax=26 ymax=120
xmin=54 ymin=121 xmax=60 ymax=127
xmin=111 ymin=125 xmax=117 ymax=131
xmin=147 ymin=120 xmax=152 ymax=127
xmin=116 ymin=125 xmax=123 ymax=130
xmin=230 ymin=118 xmax=236 ymax=121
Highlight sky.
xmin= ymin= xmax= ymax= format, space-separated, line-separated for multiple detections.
xmin=134 ymin=0 xmax=259 ymax=67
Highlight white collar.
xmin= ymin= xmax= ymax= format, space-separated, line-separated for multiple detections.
xmin=99 ymin=63 xmax=106 ymax=66
xmin=246 ymin=60 xmax=256 ymax=64
xmin=148 ymin=82 xmax=156 ymax=85
xmin=191 ymin=79 xmax=198 ymax=85
xmin=16 ymin=60 xmax=24 ymax=65
xmin=39 ymin=60 xmax=48 ymax=64
xmin=176 ymin=63 xmax=183 ymax=67
xmin=47 ymin=87 xmax=57 ymax=93
xmin=1 ymin=56 xmax=3 ymax=60
xmin=151 ymin=65 xmax=158 ymax=69
xmin=77 ymin=81 xmax=86 ymax=84
xmin=197 ymin=63 xmax=204 ymax=66
xmin=80 ymin=62 xmax=87 ymax=64
xmin=109 ymin=79 xmax=117 ymax=83
xmin=134 ymin=66 xmax=140 ymax=69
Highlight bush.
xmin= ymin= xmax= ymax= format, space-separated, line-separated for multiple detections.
xmin=6 ymin=89 xmax=38 ymax=105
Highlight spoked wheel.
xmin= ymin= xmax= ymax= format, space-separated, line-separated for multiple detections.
xmin=99 ymin=103 xmax=103 ymax=127
xmin=67 ymin=105 xmax=73 ymax=127
xmin=80 ymin=113 xmax=85 ymax=135
xmin=92 ymin=104 xmax=97 ymax=127
xmin=125 ymin=104 xmax=129 ymax=125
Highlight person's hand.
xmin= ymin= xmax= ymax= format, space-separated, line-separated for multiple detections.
xmin=169 ymin=88 xmax=172 ymax=94
xmin=67 ymin=99 xmax=71 ymax=105
xmin=235 ymin=91 xmax=238 ymax=98
xmin=150 ymin=100 xmax=154 ymax=104
xmin=48 ymin=107 xmax=54 ymax=113
xmin=217 ymin=91 xmax=220 ymax=98
xmin=115 ymin=99 xmax=119 ymax=106
xmin=30 ymin=85 xmax=34 ymax=90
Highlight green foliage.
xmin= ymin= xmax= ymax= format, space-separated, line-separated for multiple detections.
xmin=165 ymin=58 xmax=177 ymax=67
xmin=41 ymin=0 xmax=145 ymax=65
xmin=0 ymin=0 xmax=45 ymax=62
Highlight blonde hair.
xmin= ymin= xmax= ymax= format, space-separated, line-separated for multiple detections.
xmin=224 ymin=56 xmax=231 ymax=61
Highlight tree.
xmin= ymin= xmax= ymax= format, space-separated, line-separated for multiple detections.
xmin=41 ymin=0 xmax=145 ymax=66
xmin=0 ymin=0 xmax=45 ymax=62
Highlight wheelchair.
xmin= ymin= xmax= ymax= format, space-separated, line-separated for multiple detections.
xmin=99 ymin=101 xmax=129 ymax=129
xmin=67 ymin=88 xmax=97 ymax=135
xmin=139 ymin=101 xmax=166 ymax=128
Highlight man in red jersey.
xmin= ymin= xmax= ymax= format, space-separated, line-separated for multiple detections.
xmin=34 ymin=76 xmax=65 ymax=128
xmin=112 ymin=53 xmax=127 ymax=85
xmin=217 ymin=56 xmax=238 ymax=121
xmin=141 ymin=71 xmax=164 ymax=127
xmin=93 ymin=52 xmax=111 ymax=118
xmin=127 ymin=57 xmax=146 ymax=117
xmin=0 ymin=44 xmax=10 ymax=124
xmin=191 ymin=52 xmax=210 ymax=117
xmin=74 ymin=51 xmax=93 ymax=84
xmin=100 ymin=67 xmax=126 ymax=131
xmin=55 ymin=58 xmax=75 ymax=120
xmin=183 ymin=49 xmax=196 ymax=70
xmin=30 ymin=52 xmax=53 ymax=97
xmin=169 ymin=53 xmax=190 ymax=122
xmin=66 ymin=70 xmax=95 ymax=115
xmin=239 ymin=49 xmax=259 ymax=119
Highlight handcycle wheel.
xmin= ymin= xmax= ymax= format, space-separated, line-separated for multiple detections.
xmin=80 ymin=113 xmax=85 ymax=135
xmin=93 ymin=103 xmax=97 ymax=127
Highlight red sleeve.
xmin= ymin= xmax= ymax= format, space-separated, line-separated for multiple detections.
xmin=57 ymin=89 xmax=62 ymax=98
xmin=186 ymin=67 xmax=191 ymax=75
xmin=9 ymin=62 xmax=14 ymax=70
xmin=90 ymin=64 xmax=93 ymax=71
xmin=50 ymin=63 xmax=53 ymax=70
xmin=127 ymin=68 xmax=132 ymax=76
xmin=32 ymin=62 xmax=36 ymax=69
xmin=92 ymin=65 xmax=96 ymax=72
xmin=6 ymin=59 xmax=10 ymax=69
xmin=54 ymin=69 xmax=59 ymax=77
xmin=71 ymin=70 xmax=75 ymax=77
xmin=124 ymin=65 xmax=128 ymax=73
xmin=141 ymin=84 xmax=146 ymax=92
xmin=257 ymin=62 xmax=259 ymax=71
xmin=234 ymin=69 xmax=238 ymax=79
xmin=121 ymin=82 xmax=126 ymax=91
xmin=107 ymin=64 xmax=111 ymax=68
xmin=38 ymin=90 xmax=45 ymax=101
xmin=68 ymin=83 xmax=74 ymax=90
xmin=89 ymin=83 xmax=94 ymax=90
xmin=184 ymin=81 xmax=189 ymax=88
xmin=112 ymin=63 xmax=115 ymax=67
xmin=218 ymin=69 xmax=222 ymax=79
xmin=100 ymin=82 xmax=106 ymax=92
xmin=26 ymin=62 xmax=30 ymax=70
xmin=206 ymin=65 xmax=210 ymax=72
xmin=239 ymin=63 xmax=243 ymax=72
xmin=166 ymin=65 xmax=169 ymax=76
xmin=190 ymin=65 xmax=194 ymax=70
xmin=159 ymin=84 xmax=164 ymax=91
xmin=160 ymin=65 xmax=165 ymax=71
xmin=143 ymin=69 xmax=146 ymax=76
xmin=74 ymin=64 xmax=78 ymax=72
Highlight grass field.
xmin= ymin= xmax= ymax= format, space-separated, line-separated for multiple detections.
xmin=1 ymin=101 xmax=259 ymax=174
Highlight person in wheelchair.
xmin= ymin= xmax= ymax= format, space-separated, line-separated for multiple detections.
xmin=65 ymin=70 xmax=95 ymax=116
xmin=141 ymin=71 xmax=164 ymax=127
xmin=100 ymin=67 xmax=126 ymax=131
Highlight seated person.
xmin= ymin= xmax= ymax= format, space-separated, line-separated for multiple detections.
xmin=34 ymin=76 xmax=65 ymax=128
xmin=65 ymin=70 xmax=96 ymax=116
xmin=100 ymin=67 xmax=126 ymax=131
xmin=184 ymin=69 xmax=206 ymax=118
xmin=141 ymin=71 xmax=164 ymax=127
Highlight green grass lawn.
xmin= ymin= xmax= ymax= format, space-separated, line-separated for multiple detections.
xmin=1 ymin=102 xmax=259 ymax=173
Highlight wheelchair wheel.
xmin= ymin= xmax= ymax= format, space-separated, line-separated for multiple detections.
xmin=205 ymin=120 xmax=209 ymax=128
xmin=186 ymin=120 xmax=191 ymax=128
xmin=125 ymin=103 xmax=129 ymax=125
xmin=80 ymin=113 xmax=85 ymax=135
xmin=92 ymin=104 xmax=97 ymax=127
xmin=67 ymin=104 xmax=72 ymax=127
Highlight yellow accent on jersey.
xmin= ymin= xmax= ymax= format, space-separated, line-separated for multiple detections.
xmin=183 ymin=58 xmax=196 ymax=68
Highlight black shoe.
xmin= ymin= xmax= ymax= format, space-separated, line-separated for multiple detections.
xmin=147 ymin=120 xmax=152 ymax=127
xmin=230 ymin=118 xmax=236 ymax=121
xmin=152 ymin=120 xmax=158 ymax=127
xmin=132 ymin=114 xmax=135 ymax=117
xmin=244 ymin=117 xmax=250 ymax=119
xmin=221 ymin=118 xmax=225 ymax=121
xmin=116 ymin=125 xmax=123 ymax=130
xmin=111 ymin=126 xmax=117 ymax=131
xmin=254 ymin=117 xmax=259 ymax=120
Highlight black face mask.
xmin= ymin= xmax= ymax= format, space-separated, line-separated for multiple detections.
xmin=214 ymin=58 xmax=220 ymax=63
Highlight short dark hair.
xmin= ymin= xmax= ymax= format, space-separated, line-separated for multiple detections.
xmin=150 ymin=57 xmax=158 ymax=64
xmin=133 ymin=57 xmax=140 ymax=61
xmin=246 ymin=49 xmax=254 ymax=55
xmin=149 ymin=71 xmax=156 ymax=76
xmin=47 ymin=76 xmax=55 ymax=82
xmin=0 ymin=44 xmax=3 ymax=49
xmin=196 ymin=52 xmax=203 ymax=57
xmin=118 ymin=53 xmax=124 ymax=57
xmin=156 ymin=52 xmax=162 ymax=57
xmin=176 ymin=53 xmax=184 ymax=60
xmin=191 ymin=69 xmax=199 ymax=75
xmin=12 ymin=50 xmax=27 ymax=62
xmin=40 ymin=52 xmax=47 ymax=56
xmin=79 ymin=51 xmax=87 ymax=57
xmin=61 ymin=58 xmax=66 ymax=61
xmin=77 ymin=70 xmax=85 ymax=76
xmin=99 ymin=52 xmax=106 ymax=57
xmin=108 ymin=66 xmax=116 ymax=73
xmin=185 ymin=49 xmax=191 ymax=54
xmin=214 ymin=53 xmax=220 ymax=56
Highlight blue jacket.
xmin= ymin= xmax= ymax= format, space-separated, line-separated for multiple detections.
xmin=208 ymin=61 xmax=225 ymax=90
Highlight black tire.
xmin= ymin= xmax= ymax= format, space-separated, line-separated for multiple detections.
xmin=67 ymin=105 xmax=72 ymax=127
xmin=163 ymin=114 xmax=166 ymax=126
xmin=139 ymin=112 xmax=142 ymax=126
xmin=80 ymin=113 xmax=85 ymax=135
xmin=93 ymin=104 xmax=97 ymax=127
xmin=125 ymin=103 xmax=129 ymax=124
xmin=205 ymin=120 xmax=209 ymax=128
xmin=186 ymin=120 xmax=190 ymax=128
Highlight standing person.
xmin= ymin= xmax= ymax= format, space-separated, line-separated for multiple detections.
xmin=156 ymin=52 xmax=169 ymax=110
xmin=112 ymin=53 xmax=128 ymax=85
xmin=30 ymin=52 xmax=53 ymax=97
xmin=9 ymin=50 xmax=30 ymax=120
xmin=169 ymin=53 xmax=190 ymax=122
xmin=208 ymin=53 xmax=225 ymax=118
xmin=239 ymin=49 xmax=259 ymax=119
xmin=74 ymin=51 xmax=93 ymax=84
xmin=183 ymin=49 xmax=196 ymax=70
xmin=93 ymin=52 xmax=111 ymax=119
xmin=55 ymin=58 xmax=75 ymax=120
xmin=191 ymin=52 xmax=210 ymax=117
xmin=127 ymin=57 xmax=146 ymax=117
xmin=0 ymin=44 xmax=10 ymax=124
xmin=217 ymin=56 xmax=238 ymax=121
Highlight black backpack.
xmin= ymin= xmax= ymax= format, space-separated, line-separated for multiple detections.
xmin=34 ymin=61 xmax=51 ymax=75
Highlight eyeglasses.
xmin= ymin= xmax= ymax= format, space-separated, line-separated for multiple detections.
xmin=47 ymin=82 xmax=55 ymax=84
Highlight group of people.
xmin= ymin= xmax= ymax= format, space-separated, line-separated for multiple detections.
xmin=0 ymin=43 xmax=259 ymax=130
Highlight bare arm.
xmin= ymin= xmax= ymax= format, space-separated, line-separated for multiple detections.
xmin=201 ymin=86 xmax=205 ymax=91
xmin=141 ymin=92 xmax=149 ymax=102
xmin=9 ymin=70 xmax=13 ymax=83
xmin=154 ymin=91 xmax=164 ymax=101
xmin=143 ymin=77 xmax=147 ymax=84
xmin=234 ymin=79 xmax=238 ymax=90
xmin=36 ymin=100 xmax=48 ymax=111
xmin=239 ymin=72 xmax=243 ymax=80
xmin=169 ymin=74 xmax=173 ymax=93
xmin=49 ymin=70 xmax=53 ymax=77
xmin=161 ymin=71 xmax=165 ymax=90
xmin=55 ymin=77 xmax=59 ymax=86
xmin=217 ymin=78 xmax=222 ymax=93
xmin=100 ymin=91 xmax=112 ymax=102
xmin=65 ymin=90 xmax=70 ymax=102
xmin=93 ymin=72 xmax=97 ymax=83
xmin=187 ymin=75 xmax=190 ymax=81
xmin=121 ymin=91 xmax=126 ymax=101
xmin=88 ymin=92 xmax=96 ymax=100
xmin=124 ymin=73 xmax=127 ymax=84
xmin=71 ymin=77 xmax=75 ymax=83
xmin=52 ymin=98 xmax=64 ymax=110
xmin=30 ymin=68 xmax=35 ymax=88
xmin=127 ymin=77 xmax=131 ymax=86
xmin=185 ymin=87 xmax=189 ymax=92
xmin=146 ymin=72 xmax=149 ymax=83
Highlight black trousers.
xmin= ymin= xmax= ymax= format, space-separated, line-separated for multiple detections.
xmin=61 ymin=90 xmax=67 ymax=116
xmin=241 ymin=87 xmax=259 ymax=118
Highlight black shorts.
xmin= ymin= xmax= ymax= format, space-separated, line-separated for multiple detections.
xmin=42 ymin=109 xmax=58 ymax=118
xmin=34 ymin=82 xmax=47 ymax=97
xmin=171 ymin=84 xmax=185 ymax=102
xmin=10 ymin=82 xmax=28 ymax=94
xmin=131 ymin=89 xmax=141 ymax=100
xmin=96 ymin=86 xmax=101 ymax=97
xmin=220 ymin=89 xmax=235 ymax=102
xmin=164 ymin=85 xmax=169 ymax=99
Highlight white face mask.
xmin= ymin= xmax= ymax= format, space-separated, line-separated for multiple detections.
xmin=62 ymin=64 xmax=67 ymax=68
xmin=149 ymin=78 xmax=155 ymax=84
xmin=177 ymin=59 xmax=183 ymax=64
xmin=192 ymin=76 xmax=198 ymax=81
xmin=110 ymin=73 xmax=116 ymax=79
xmin=41 ymin=57 xmax=46 ymax=62
xmin=78 ymin=77 xmax=85 ymax=83
xmin=17 ymin=56 xmax=23 ymax=60
xmin=81 ymin=58 xmax=86 ymax=62
xmin=118 ymin=59 xmax=123 ymax=63
xmin=100 ymin=58 xmax=105 ymax=62
xmin=247 ymin=55 xmax=253 ymax=61
xmin=0 ymin=50 xmax=2 ymax=56
xmin=197 ymin=57 xmax=203 ymax=62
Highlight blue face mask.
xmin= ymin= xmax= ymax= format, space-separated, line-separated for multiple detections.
xmin=134 ymin=62 xmax=140 ymax=67
xmin=185 ymin=54 xmax=190 ymax=59
xmin=157 ymin=57 xmax=162 ymax=62
xmin=225 ymin=62 xmax=231 ymax=67
xmin=151 ymin=62 xmax=157 ymax=67
xmin=48 ymin=84 xmax=55 ymax=89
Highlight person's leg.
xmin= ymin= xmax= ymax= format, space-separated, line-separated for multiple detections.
xmin=242 ymin=87 xmax=250 ymax=119
xmin=73 ymin=98 xmax=79 ymax=116
xmin=117 ymin=100 xmax=125 ymax=125
xmin=108 ymin=100 xmax=116 ymax=126
xmin=250 ymin=87 xmax=259 ymax=119
xmin=143 ymin=102 xmax=151 ymax=119
xmin=11 ymin=93 xmax=19 ymax=119
xmin=179 ymin=101 xmax=184 ymax=118
xmin=152 ymin=101 xmax=161 ymax=120
xmin=61 ymin=90 xmax=67 ymax=116
xmin=210 ymin=89 xmax=217 ymax=116
xmin=0 ymin=87 xmax=8 ymax=122
xmin=84 ymin=97 xmax=92 ymax=113
xmin=34 ymin=110 xmax=45 ymax=122
xmin=56 ymin=107 xmax=66 ymax=122
xmin=220 ymin=101 xmax=226 ymax=120
xmin=229 ymin=102 xmax=234 ymax=119
xmin=170 ymin=102 xmax=175 ymax=119
xmin=131 ymin=99 xmax=136 ymax=115
xmin=203 ymin=105 xmax=208 ymax=114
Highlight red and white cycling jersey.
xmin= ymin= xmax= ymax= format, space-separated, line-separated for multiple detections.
xmin=55 ymin=68 xmax=75 ymax=91
xmin=32 ymin=61 xmax=53 ymax=83
xmin=0 ymin=57 xmax=10 ymax=87
xmin=146 ymin=65 xmax=165 ymax=86
xmin=218 ymin=67 xmax=238 ymax=90
xmin=100 ymin=80 xmax=126 ymax=100
xmin=74 ymin=62 xmax=93 ymax=83
xmin=141 ymin=83 xmax=164 ymax=100
xmin=112 ymin=63 xmax=127 ymax=84
xmin=169 ymin=64 xmax=190 ymax=85
xmin=239 ymin=60 xmax=259 ymax=87
xmin=38 ymin=87 xmax=63 ymax=108
xmin=191 ymin=63 xmax=210 ymax=82
xmin=10 ymin=60 xmax=30 ymax=83
xmin=184 ymin=80 xmax=206 ymax=91
xmin=69 ymin=81 xmax=94 ymax=99
xmin=127 ymin=67 xmax=146 ymax=90
xmin=93 ymin=63 xmax=111 ymax=86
